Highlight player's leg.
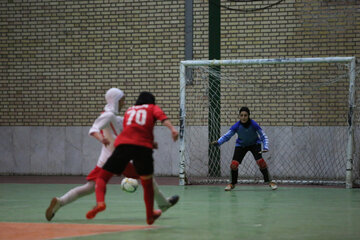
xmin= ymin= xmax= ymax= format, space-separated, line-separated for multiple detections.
xmin=60 ymin=181 xmax=96 ymax=205
xmin=59 ymin=166 xmax=102 ymax=208
xmin=86 ymin=169 xmax=112 ymax=219
xmin=123 ymin=162 xmax=179 ymax=212
xmin=250 ymin=144 xmax=269 ymax=181
xmin=250 ymin=145 xmax=277 ymax=190
xmin=46 ymin=181 xmax=95 ymax=221
xmin=225 ymin=147 xmax=246 ymax=191
xmin=133 ymin=146 xmax=161 ymax=225
xmin=86 ymin=146 xmax=129 ymax=219
xmin=46 ymin=167 xmax=102 ymax=221
xmin=140 ymin=175 xmax=161 ymax=225
xmin=153 ymin=178 xmax=179 ymax=212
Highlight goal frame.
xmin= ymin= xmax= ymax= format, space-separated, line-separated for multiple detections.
xmin=179 ymin=57 xmax=356 ymax=188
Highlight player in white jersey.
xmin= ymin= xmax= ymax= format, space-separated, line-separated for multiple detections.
xmin=45 ymin=88 xmax=178 ymax=221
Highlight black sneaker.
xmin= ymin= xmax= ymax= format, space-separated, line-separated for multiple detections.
xmin=168 ymin=195 xmax=179 ymax=206
xmin=159 ymin=195 xmax=180 ymax=212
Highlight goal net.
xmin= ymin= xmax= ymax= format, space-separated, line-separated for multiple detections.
xmin=179 ymin=57 xmax=359 ymax=188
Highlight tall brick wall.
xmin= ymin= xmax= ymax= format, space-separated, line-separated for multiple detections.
xmin=1 ymin=0 xmax=359 ymax=126
xmin=0 ymin=0 xmax=184 ymax=126
xmin=221 ymin=0 xmax=359 ymax=59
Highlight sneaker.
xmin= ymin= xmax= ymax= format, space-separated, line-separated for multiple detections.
xmin=159 ymin=195 xmax=180 ymax=212
xmin=224 ymin=184 xmax=235 ymax=191
xmin=86 ymin=202 xmax=106 ymax=219
xmin=45 ymin=197 xmax=61 ymax=221
xmin=147 ymin=209 xmax=162 ymax=225
xmin=269 ymin=181 xmax=278 ymax=190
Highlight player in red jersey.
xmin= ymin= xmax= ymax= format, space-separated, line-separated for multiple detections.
xmin=86 ymin=91 xmax=179 ymax=225
xmin=45 ymin=89 xmax=178 ymax=221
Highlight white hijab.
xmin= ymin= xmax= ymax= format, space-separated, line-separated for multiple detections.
xmin=104 ymin=88 xmax=124 ymax=114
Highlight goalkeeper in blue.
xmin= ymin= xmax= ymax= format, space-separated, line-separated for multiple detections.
xmin=211 ymin=107 xmax=278 ymax=191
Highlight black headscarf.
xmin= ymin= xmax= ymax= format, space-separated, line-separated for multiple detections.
xmin=135 ymin=91 xmax=155 ymax=105
xmin=239 ymin=107 xmax=251 ymax=128
xmin=239 ymin=107 xmax=250 ymax=116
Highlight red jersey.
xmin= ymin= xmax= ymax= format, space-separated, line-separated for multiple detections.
xmin=114 ymin=104 xmax=168 ymax=149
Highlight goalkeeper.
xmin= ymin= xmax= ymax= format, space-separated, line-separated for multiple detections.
xmin=211 ymin=107 xmax=277 ymax=191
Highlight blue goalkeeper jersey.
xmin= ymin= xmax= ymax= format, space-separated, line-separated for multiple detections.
xmin=217 ymin=119 xmax=269 ymax=150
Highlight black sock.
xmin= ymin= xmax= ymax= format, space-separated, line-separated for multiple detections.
xmin=260 ymin=168 xmax=270 ymax=183
xmin=231 ymin=170 xmax=238 ymax=185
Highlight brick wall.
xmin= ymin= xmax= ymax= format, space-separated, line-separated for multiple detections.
xmin=1 ymin=0 xmax=359 ymax=126
xmin=0 ymin=0 xmax=184 ymax=126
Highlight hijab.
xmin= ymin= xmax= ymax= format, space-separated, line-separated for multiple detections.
xmin=104 ymin=88 xmax=124 ymax=114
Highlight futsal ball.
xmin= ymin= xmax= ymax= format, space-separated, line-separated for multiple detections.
xmin=120 ymin=178 xmax=139 ymax=193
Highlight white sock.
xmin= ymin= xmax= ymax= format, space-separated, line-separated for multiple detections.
xmin=59 ymin=181 xmax=95 ymax=206
xmin=153 ymin=179 xmax=170 ymax=208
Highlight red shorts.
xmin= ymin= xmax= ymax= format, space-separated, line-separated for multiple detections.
xmin=86 ymin=166 xmax=103 ymax=181
xmin=86 ymin=163 xmax=140 ymax=181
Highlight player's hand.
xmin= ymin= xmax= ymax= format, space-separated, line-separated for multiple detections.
xmin=172 ymin=130 xmax=179 ymax=141
xmin=153 ymin=141 xmax=158 ymax=149
xmin=102 ymin=138 xmax=110 ymax=147
xmin=210 ymin=141 xmax=219 ymax=146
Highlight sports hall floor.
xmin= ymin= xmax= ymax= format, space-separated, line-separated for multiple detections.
xmin=0 ymin=176 xmax=359 ymax=240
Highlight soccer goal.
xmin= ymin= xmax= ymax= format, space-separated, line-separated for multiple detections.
xmin=179 ymin=57 xmax=359 ymax=188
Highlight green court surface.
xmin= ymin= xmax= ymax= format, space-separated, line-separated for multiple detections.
xmin=1 ymin=182 xmax=360 ymax=240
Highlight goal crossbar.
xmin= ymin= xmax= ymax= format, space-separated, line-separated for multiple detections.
xmin=180 ymin=57 xmax=355 ymax=66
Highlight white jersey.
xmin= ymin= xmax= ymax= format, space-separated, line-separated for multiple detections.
xmin=89 ymin=112 xmax=124 ymax=167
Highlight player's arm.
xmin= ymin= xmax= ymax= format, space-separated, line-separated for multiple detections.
xmin=90 ymin=132 xmax=110 ymax=146
xmin=153 ymin=105 xmax=179 ymax=141
xmin=254 ymin=122 xmax=269 ymax=151
xmin=115 ymin=116 xmax=124 ymax=132
xmin=89 ymin=112 xmax=114 ymax=146
xmin=211 ymin=122 xmax=238 ymax=146
xmin=211 ymin=129 xmax=236 ymax=146
xmin=162 ymin=119 xmax=178 ymax=141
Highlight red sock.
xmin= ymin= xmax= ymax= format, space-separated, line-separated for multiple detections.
xmin=141 ymin=177 xmax=154 ymax=219
xmin=95 ymin=169 xmax=113 ymax=203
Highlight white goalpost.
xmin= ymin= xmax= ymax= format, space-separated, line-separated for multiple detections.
xmin=179 ymin=57 xmax=359 ymax=188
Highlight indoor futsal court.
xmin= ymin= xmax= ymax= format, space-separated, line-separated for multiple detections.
xmin=1 ymin=176 xmax=360 ymax=240
xmin=1 ymin=0 xmax=360 ymax=240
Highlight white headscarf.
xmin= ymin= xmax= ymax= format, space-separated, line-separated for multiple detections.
xmin=104 ymin=88 xmax=124 ymax=114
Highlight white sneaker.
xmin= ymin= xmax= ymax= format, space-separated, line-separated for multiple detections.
xmin=224 ymin=184 xmax=235 ymax=191
xmin=269 ymin=181 xmax=278 ymax=190
xmin=45 ymin=197 xmax=61 ymax=221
